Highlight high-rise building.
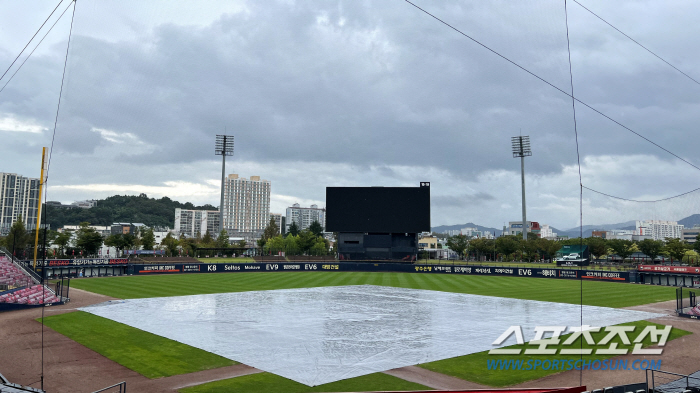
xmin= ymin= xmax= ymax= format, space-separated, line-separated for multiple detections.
xmin=222 ymin=174 xmax=271 ymax=241
xmin=174 ymin=209 xmax=220 ymax=238
xmin=286 ymin=203 xmax=325 ymax=233
xmin=0 ymin=173 xmax=40 ymax=236
xmin=270 ymin=213 xmax=284 ymax=235
xmin=636 ymin=220 xmax=684 ymax=241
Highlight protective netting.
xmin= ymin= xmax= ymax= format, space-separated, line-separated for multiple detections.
xmin=79 ymin=285 xmax=662 ymax=386
xmin=651 ymin=370 xmax=700 ymax=393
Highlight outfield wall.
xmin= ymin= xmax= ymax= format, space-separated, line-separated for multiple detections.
xmin=126 ymin=262 xmax=632 ymax=282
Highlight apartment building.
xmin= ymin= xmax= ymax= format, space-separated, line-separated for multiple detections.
xmin=635 ymin=220 xmax=684 ymax=241
xmin=0 ymin=172 xmax=40 ymax=236
xmin=286 ymin=203 xmax=325 ymax=233
xmin=222 ymin=174 xmax=271 ymax=241
xmin=174 ymin=209 xmax=220 ymax=238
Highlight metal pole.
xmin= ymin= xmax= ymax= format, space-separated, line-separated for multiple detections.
xmin=220 ymin=136 xmax=226 ymax=235
xmin=521 ymin=153 xmax=527 ymax=241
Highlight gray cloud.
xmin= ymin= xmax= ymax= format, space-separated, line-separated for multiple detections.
xmin=1 ymin=0 xmax=700 ymax=228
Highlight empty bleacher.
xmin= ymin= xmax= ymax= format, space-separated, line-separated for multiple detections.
xmin=0 ymin=255 xmax=63 ymax=307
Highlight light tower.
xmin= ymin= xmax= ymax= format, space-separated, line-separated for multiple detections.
xmin=511 ymin=136 xmax=531 ymax=241
xmin=215 ymin=135 xmax=234 ymax=234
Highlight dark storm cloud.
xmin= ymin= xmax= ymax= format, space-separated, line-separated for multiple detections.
xmin=2 ymin=0 xmax=700 ymax=227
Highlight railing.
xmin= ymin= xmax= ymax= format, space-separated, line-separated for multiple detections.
xmin=92 ymin=381 xmax=126 ymax=393
xmin=0 ymin=246 xmax=42 ymax=283
xmin=647 ymin=369 xmax=700 ymax=393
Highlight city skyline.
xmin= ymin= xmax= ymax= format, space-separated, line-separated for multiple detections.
xmin=2 ymin=1 xmax=700 ymax=229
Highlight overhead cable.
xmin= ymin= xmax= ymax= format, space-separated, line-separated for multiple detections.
xmin=403 ymin=0 xmax=700 ymax=173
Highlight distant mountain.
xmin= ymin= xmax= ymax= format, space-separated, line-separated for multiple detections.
xmin=679 ymin=214 xmax=700 ymax=229
xmin=558 ymin=221 xmax=636 ymax=239
xmin=432 ymin=223 xmax=502 ymax=237
xmin=433 ymin=214 xmax=700 ymax=239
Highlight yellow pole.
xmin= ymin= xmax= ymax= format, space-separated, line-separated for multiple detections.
xmin=33 ymin=147 xmax=48 ymax=270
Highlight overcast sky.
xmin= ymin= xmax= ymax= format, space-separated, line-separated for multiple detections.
xmin=1 ymin=0 xmax=700 ymax=230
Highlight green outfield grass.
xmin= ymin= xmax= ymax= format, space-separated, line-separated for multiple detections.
xmin=40 ymin=311 xmax=236 ymax=378
xmin=69 ymin=271 xmax=677 ymax=308
xmin=180 ymin=372 xmax=431 ymax=393
xmin=419 ymin=320 xmax=691 ymax=386
xmin=54 ymin=272 xmax=685 ymax=390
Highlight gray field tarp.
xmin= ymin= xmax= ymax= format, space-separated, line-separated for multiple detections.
xmin=80 ymin=285 xmax=663 ymax=386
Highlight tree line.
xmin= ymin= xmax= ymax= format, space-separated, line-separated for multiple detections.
xmin=443 ymin=233 xmax=700 ymax=264
xmin=0 ymin=215 xmax=332 ymax=259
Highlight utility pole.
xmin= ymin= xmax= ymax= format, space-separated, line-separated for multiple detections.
xmin=511 ymin=136 xmax=531 ymax=241
xmin=215 ymin=135 xmax=234 ymax=235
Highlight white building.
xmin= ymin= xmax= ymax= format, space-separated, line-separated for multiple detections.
xmin=71 ymin=199 xmax=98 ymax=208
xmin=635 ymin=220 xmax=684 ymax=241
xmin=174 ymin=208 xmax=220 ymax=238
xmin=461 ymin=227 xmax=478 ymax=236
xmin=540 ymin=224 xmax=557 ymax=239
xmin=286 ymin=203 xmax=326 ymax=232
xmin=222 ymin=174 xmax=271 ymax=242
xmin=0 ymin=172 xmax=40 ymax=236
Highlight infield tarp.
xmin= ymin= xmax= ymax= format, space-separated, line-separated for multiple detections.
xmin=79 ymin=285 xmax=663 ymax=386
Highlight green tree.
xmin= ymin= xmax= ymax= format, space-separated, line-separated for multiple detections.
xmin=308 ymin=220 xmax=323 ymax=237
xmin=283 ymin=235 xmax=298 ymax=255
xmin=310 ymin=239 xmax=328 ymax=255
xmin=75 ymin=222 xmax=104 ymax=257
xmin=201 ymin=230 xmax=214 ymax=247
xmin=140 ymin=227 xmax=156 ymax=251
xmin=446 ymin=234 xmax=469 ymax=259
xmin=297 ymin=230 xmax=318 ymax=254
xmin=521 ymin=238 xmax=540 ymax=262
xmin=104 ymin=233 xmax=135 ymax=256
xmin=265 ymin=235 xmax=286 ymax=253
xmin=161 ymin=233 xmax=180 ymax=256
xmin=694 ymin=233 xmax=700 ymax=255
xmin=236 ymin=240 xmax=247 ymax=249
xmin=495 ymin=235 xmax=520 ymax=260
xmin=468 ymin=238 xmax=495 ymax=261
xmin=664 ymin=238 xmax=689 ymax=261
xmin=538 ymin=238 xmax=561 ymax=263
xmin=53 ymin=230 xmax=72 ymax=257
xmin=607 ymin=239 xmax=634 ymax=261
xmin=288 ymin=221 xmax=300 ymax=237
xmin=216 ymin=230 xmax=230 ymax=249
xmin=585 ymin=237 xmax=607 ymax=260
xmin=179 ymin=236 xmax=196 ymax=256
xmin=6 ymin=216 xmax=29 ymax=257
xmin=638 ymin=239 xmax=664 ymax=263
xmin=259 ymin=219 xmax=279 ymax=248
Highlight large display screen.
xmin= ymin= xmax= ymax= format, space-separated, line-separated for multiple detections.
xmin=326 ymin=185 xmax=430 ymax=233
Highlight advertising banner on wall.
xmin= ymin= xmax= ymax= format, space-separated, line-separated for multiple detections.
xmin=128 ymin=262 xmax=630 ymax=282
xmin=36 ymin=258 xmax=129 ymax=267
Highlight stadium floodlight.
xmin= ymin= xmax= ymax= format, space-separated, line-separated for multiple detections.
xmin=511 ymin=136 xmax=531 ymax=241
xmin=216 ymin=135 xmax=234 ymax=233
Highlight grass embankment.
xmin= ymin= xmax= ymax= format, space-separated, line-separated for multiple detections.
xmin=69 ymin=271 xmax=677 ymax=308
